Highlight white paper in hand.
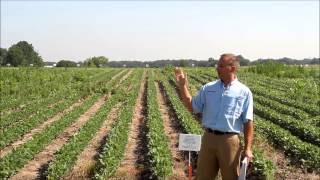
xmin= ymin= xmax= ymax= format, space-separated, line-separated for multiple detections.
xmin=238 ymin=157 xmax=248 ymax=180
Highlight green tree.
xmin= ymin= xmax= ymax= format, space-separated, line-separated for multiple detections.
xmin=56 ymin=60 xmax=77 ymax=67
xmin=84 ymin=56 xmax=108 ymax=67
xmin=7 ymin=46 xmax=25 ymax=66
xmin=236 ymin=55 xmax=250 ymax=66
xmin=0 ymin=48 xmax=8 ymax=65
xmin=179 ymin=59 xmax=188 ymax=67
xmin=6 ymin=41 xmax=44 ymax=67
xmin=208 ymin=57 xmax=218 ymax=67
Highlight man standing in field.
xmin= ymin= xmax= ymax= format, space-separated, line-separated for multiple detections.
xmin=175 ymin=54 xmax=254 ymax=180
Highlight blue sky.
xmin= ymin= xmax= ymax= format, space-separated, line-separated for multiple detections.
xmin=1 ymin=1 xmax=319 ymax=62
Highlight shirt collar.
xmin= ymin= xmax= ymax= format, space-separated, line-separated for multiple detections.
xmin=219 ymin=77 xmax=239 ymax=88
xmin=230 ymin=77 xmax=239 ymax=85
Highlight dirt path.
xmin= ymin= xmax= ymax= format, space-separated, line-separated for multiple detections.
xmin=110 ymin=70 xmax=150 ymax=179
xmin=155 ymin=81 xmax=188 ymax=179
xmin=9 ymin=95 xmax=108 ymax=180
xmin=119 ymin=69 xmax=133 ymax=84
xmin=254 ymin=134 xmax=319 ymax=180
xmin=115 ymin=69 xmax=128 ymax=80
xmin=0 ymin=99 xmax=84 ymax=158
xmin=62 ymin=103 xmax=123 ymax=180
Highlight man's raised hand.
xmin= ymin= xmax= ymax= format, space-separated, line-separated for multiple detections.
xmin=175 ymin=67 xmax=187 ymax=88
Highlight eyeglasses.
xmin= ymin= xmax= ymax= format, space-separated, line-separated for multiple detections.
xmin=217 ymin=63 xmax=234 ymax=69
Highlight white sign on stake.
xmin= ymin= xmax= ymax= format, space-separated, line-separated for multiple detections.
xmin=179 ymin=133 xmax=201 ymax=180
xmin=178 ymin=133 xmax=201 ymax=152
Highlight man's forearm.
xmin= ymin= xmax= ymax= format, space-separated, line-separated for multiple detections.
xmin=244 ymin=120 xmax=253 ymax=151
xmin=180 ymin=85 xmax=192 ymax=112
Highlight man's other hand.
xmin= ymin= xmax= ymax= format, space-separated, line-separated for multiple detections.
xmin=244 ymin=149 xmax=253 ymax=162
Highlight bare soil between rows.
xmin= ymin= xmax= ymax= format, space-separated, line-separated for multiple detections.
xmin=254 ymin=134 xmax=320 ymax=180
xmin=155 ymin=81 xmax=189 ymax=179
xmin=62 ymin=103 xmax=123 ymax=180
xmin=110 ymin=69 xmax=152 ymax=179
xmin=0 ymin=98 xmax=84 ymax=158
xmin=9 ymin=70 xmax=131 ymax=180
xmin=10 ymin=95 xmax=108 ymax=180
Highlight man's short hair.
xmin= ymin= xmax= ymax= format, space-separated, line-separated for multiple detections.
xmin=220 ymin=53 xmax=240 ymax=67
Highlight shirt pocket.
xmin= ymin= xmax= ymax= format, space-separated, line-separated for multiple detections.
xmin=224 ymin=96 xmax=245 ymax=119
xmin=205 ymin=91 xmax=219 ymax=107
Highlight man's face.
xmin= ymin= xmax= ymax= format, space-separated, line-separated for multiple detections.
xmin=216 ymin=56 xmax=235 ymax=79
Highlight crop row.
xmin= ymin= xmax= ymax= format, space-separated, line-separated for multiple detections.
xmin=0 ymin=68 xmax=112 ymax=98
xmin=253 ymin=94 xmax=310 ymax=121
xmin=0 ymin=69 xmax=131 ymax=179
xmin=0 ymin=68 xmax=103 ymax=110
xmin=0 ymin=68 xmax=121 ymax=112
xmin=254 ymin=103 xmax=320 ymax=146
xmin=246 ymin=82 xmax=319 ymax=117
xmin=0 ymin=93 xmax=67 ymax=130
xmin=146 ymin=70 xmax=173 ymax=177
xmin=0 ymin=70 xmax=126 ymax=149
xmin=0 ymin=94 xmax=79 ymax=149
xmin=242 ymin=75 xmax=319 ymax=107
xmin=93 ymin=69 xmax=143 ymax=179
xmin=0 ymin=94 xmax=63 ymax=124
xmin=157 ymin=72 xmax=203 ymax=135
xmin=245 ymin=72 xmax=318 ymax=98
xmin=0 ymin=69 xmax=117 ymax=116
xmin=0 ymin=94 xmax=100 ymax=179
xmin=254 ymin=114 xmax=320 ymax=172
xmin=45 ymin=70 xmax=138 ymax=179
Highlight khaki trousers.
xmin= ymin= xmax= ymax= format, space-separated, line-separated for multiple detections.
xmin=196 ymin=132 xmax=241 ymax=180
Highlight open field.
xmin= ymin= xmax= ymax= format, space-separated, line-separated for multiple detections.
xmin=0 ymin=67 xmax=319 ymax=180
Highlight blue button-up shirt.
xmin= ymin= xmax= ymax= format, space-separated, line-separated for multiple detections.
xmin=192 ymin=78 xmax=253 ymax=133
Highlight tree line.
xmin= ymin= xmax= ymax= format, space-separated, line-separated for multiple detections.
xmin=1 ymin=40 xmax=319 ymax=68
xmin=0 ymin=41 xmax=44 ymax=67
xmin=0 ymin=41 xmax=108 ymax=68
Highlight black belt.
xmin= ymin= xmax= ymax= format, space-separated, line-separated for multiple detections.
xmin=206 ymin=128 xmax=238 ymax=135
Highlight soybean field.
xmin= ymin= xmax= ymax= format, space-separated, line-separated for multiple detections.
xmin=0 ymin=67 xmax=319 ymax=180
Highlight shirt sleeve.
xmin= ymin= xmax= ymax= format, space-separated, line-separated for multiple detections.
xmin=242 ymin=89 xmax=253 ymax=123
xmin=192 ymin=85 xmax=206 ymax=114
